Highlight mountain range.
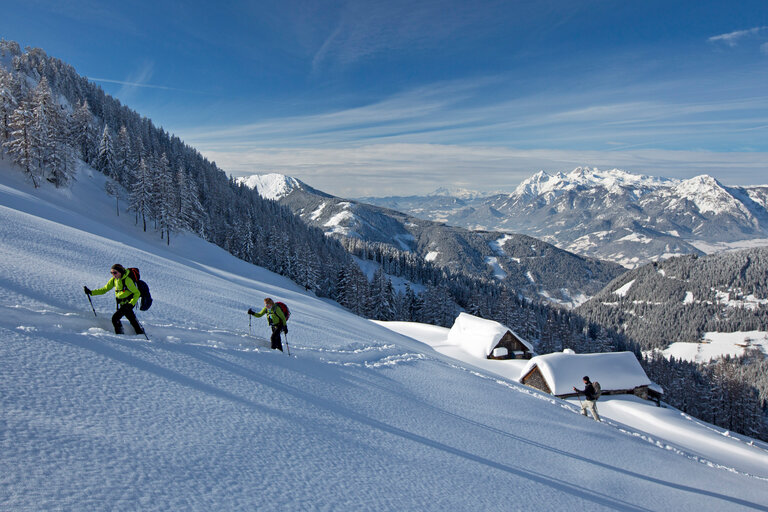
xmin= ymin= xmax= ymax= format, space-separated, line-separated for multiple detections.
xmin=237 ymin=174 xmax=626 ymax=307
xmin=359 ymin=167 xmax=768 ymax=268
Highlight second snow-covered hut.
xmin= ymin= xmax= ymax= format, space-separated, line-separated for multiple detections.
xmin=518 ymin=350 xmax=663 ymax=404
xmin=446 ymin=312 xmax=534 ymax=360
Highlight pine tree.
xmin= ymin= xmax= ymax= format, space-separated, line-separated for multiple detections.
xmin=175 ymin=166 xmax=205 ymax=234
xmin=70 ymin=99 xmax=96 ymax=163
xmin=369 ymin=268 xmax=395 ymax=320
xmin=0 ymin=66 xmax=18 ymax=156
xmin=153 ymin=153 xmax=177 ymax=244
xmin=5 ymin=97 xmax=37 ymax=186
xmin=24 ymin=77 xmax=74 ymax=187
xmin=129 ymin=157 xmax=152 ymax=231
xmin=114 ymin=125 xmax=133 ymax=185
xmin=96 ymin=125 xmax=115 ymax=176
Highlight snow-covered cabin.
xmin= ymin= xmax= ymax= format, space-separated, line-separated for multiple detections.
xmin=518 ymin=350 xmax=663 ymax=404
xmin=447 ymin=313 xmax=534 ymax=360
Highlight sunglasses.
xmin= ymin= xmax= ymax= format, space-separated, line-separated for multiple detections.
xmin=110 ymin=270 xmax=120 ymax=275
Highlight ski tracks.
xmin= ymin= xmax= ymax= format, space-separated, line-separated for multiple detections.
xmin=298 ymin=341 xmax=428 ymax=369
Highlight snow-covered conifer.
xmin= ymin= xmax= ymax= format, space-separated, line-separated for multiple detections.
xmin=114 ymin=125 xmax=133 ymax=185
xmin=96 ymin=125 xmax=115 ymax=177
xmin=175 ymin=166 xmax=205 ymax=234
xmin=70 ymin=100 xmax=96 ymax=163
xmin=0 ymin=66 xmax=18 ymax=155
xmin=5 ymin=98 xmax=37 ymax=186
xmin=129 ymin=156 xmax=152 ymax=231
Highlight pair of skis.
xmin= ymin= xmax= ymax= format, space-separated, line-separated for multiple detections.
xmin=86 ymin=290 xmax=149 ymax=341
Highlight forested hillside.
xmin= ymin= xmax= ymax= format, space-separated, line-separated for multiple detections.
xmin=0 ymin=40 xmax=349 ymax=295
xmin=577 ymin=248 xmax=768 ymax=350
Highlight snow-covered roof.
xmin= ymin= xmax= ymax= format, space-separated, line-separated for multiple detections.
xmin=519 ymin=351 xmax=652 ymax=396
xmin=446 ymin=312 xmax=532 ymax=359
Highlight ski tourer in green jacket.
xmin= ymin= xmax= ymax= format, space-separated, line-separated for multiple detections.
xmin=248 ymin=297 xmax=286 ymax=351
xmin=89 ymin=270 xmax=140 ymax=307
xmin=84 ymin=264 xmax=143 ymax=335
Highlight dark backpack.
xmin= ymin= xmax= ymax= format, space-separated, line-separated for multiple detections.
xmin=126 ymin=267 xmax=153 ymax=311
xmin=592 ymin=381 xmax=602 ymax=400
xmin=275 ymin=301 xmax=290 ymax=322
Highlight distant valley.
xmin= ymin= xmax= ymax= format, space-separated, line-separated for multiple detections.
xmin=237 ymin=174 xmax=626 ymax=307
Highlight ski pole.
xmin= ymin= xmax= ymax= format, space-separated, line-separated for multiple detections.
xmin=284 ymin=331 xmax=291 ymax=356
xmin=86 ymin=290 xmax=97 ymax=317
xmin=135 ymin=313 xmax=150 ymax=341
xmin=249 ymin=313 xmax=252 ymax=336
xmin=139 ymin=322 xmax=149 ymax=341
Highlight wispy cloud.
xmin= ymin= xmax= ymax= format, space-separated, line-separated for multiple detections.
xmin=310 ymin=0 xmax=497 ymax=72
xmin=87 ymin=62 xmax=206 ymax=96
xmin=176 ymin=73 xmax=768 ymax=196
xmin=181 ymin=75 xmax=768 ymax=153
xmin=87 ymin=77 xmax=178 ymax=91
xmin=708 ymin=26 xmax=768 ymax=47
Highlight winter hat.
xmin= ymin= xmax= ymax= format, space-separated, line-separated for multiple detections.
xmin=111 ymin=264 xmax=126 ymax=276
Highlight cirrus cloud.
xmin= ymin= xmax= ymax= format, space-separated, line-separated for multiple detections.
xmin=708 ymin=26 xmax=768 ymax=47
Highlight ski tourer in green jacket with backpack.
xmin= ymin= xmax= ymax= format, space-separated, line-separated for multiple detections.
xmin=84 ymin=263 xmax=143 ymax=335
xmin=248 ymin=297 xmax=286 ymax=351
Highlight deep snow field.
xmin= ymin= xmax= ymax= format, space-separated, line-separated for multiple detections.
xmin=376 ymin=321 xmax=768 ymax=478
xmin=1 ymin=161 xmax=767 ymax=511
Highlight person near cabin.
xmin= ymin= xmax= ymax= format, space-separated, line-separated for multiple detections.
xmin=84 ymin=264 xmax=144 ymax=335
xmin=248 ymin=297 xmax=286 ymax=351
xmin=573 ymin=375 xmax=601 ymax=422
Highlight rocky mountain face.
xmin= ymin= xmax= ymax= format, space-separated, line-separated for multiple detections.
xmin=360 ymin=168 xmax=768 ymax=268
xmin=237 ymin=174 xmax=625 ymax=306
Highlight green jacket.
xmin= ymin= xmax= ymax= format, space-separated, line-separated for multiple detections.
xmin=91 ymin=275 xmax=140 ymax=306
xmin=250 ymin=305 xmax=286 ymax=327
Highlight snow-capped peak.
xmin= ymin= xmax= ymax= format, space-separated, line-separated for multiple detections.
xmin=236 ymin=173 xmax=302 ymax=201
xmin=673 ymin=175 xmax=747 ymax=216
xmin=513 ymin=167 xmax=674 ymax=198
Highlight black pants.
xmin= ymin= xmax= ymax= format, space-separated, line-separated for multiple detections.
xmin=113 ymin=302 xmax=143 ymax=334
xmin=270 ymin=326 xmax=284 ymax=351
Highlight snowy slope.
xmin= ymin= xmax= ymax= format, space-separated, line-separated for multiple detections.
xmin=377 ymin=321 xmax=768 ymax=480
xmin=2 ymin=163 xmax=768 ymax=510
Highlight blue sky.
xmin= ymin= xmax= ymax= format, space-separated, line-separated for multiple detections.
xmin=3 ymin=0 xmax=768 ymax=196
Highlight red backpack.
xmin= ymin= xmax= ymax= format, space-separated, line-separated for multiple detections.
xmin=275 ymin=301 xmax=290 ymax=321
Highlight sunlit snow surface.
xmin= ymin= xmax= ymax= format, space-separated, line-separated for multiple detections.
xmin=661 ymin=331 xmax=768 ymax=363
xmin=2 ymin=162 xmax=768 ymax=511
xmin=377 ymin=321 xmax=768 ymax=480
